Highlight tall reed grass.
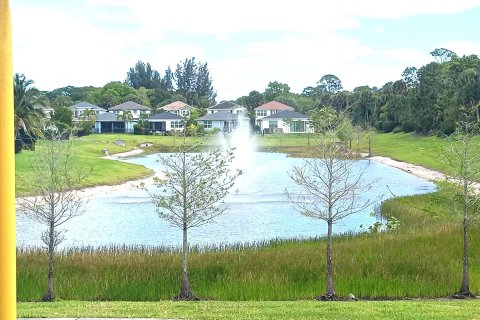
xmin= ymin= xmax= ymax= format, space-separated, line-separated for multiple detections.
xmin=17 ymin=191 xmax=479 ymax=301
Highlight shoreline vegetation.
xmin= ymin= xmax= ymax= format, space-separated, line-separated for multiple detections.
xmin=15 ymin=132 xmax=480 ymax=303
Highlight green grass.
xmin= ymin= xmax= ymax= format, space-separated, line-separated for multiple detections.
xmin=16 ymin=191 xmax=480 ymax=301
xmin=17 ymin=300 xmax=480 ymax=320
xmin=15 ymin=132 xmax=480 ymax=302
xmin=15 ymin=132 xmax=471 ymax=195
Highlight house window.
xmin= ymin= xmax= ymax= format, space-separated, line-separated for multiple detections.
xmin=290 ymin=120 xmax=306 ymax=132
xmin=204 ymin=120 xmax=212 ymax=129
xmin=171 ymin=121 xmax=184 ymax=129
xmin=271 ymin=110 xmax=278 ymax=114
xmin=269 ymin=121 xmax=278 ymax=129
xmin=256 ymin=110 xmax=267 ymax=117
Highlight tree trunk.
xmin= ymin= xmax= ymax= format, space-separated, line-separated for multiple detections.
xmin=459 ymin=221 xmax=470 ymax=295
xmin=323 ymin=220 xmax=337 ymax=300
xmin=42 ymin=221 xmax=55 ymax=301
xmin=174 ymin=225 xmax=196 ymax=300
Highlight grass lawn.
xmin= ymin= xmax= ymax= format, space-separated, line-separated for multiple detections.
xmin=17 ymin=300 xmax=480 ymax=320
xmin=16 ymin=131 xmax=473 ymax=195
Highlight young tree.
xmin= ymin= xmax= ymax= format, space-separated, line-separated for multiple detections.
xmin=17 ymin=137 xmax=89 ymax=301
xmin=287 ymin=128 xmax=377 ymax=300
xmin=441 ymin=120 xmax=480 ymax=298
xmin=146 ymin=139 xmax=241 ymax=300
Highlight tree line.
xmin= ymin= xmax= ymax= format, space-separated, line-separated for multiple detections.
xmin=15 ymin=48 xmax=480 ymax=137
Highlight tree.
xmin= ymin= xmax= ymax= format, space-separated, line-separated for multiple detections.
xmin=287 ymin=125 xmax=376 ymax=300
xmin=126 ymin=60 xmax=162 ymax=89
xmin=145 ymin=140 xmax=241 ymax=300
xmin=175 ymin=57 xmax=216 ymax=106
xmin=401 ymin=67 xmax=419 ymax=89
xmin=430 ymin=48 xmax=455 ymax=63
xmin=13 ymin=73 xmax=45 ymax=137
xmin=317 ymin=74 xmax=343 ymax=93
xmin=51 ymin=105 xmax=73 ymax=132
xmin=118 ymin=110 xmax=133 ymax=122
xmin=263 ymin=81 xmax=290 ymax=101
xmin=17 ymin=137 xmax=89 ymax=301
xmin=441 ymin=119 xmax=480 ymax=298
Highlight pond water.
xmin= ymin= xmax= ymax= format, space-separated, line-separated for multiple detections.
xmin=16 ymin=152 xmax=436 ymax=249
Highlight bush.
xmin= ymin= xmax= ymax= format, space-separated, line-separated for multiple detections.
xmin=392 ymin=126 xmax=403 ymax=134
xmin=133 ymin=124 xmax=144 ymax=135
xmin=376 ymin=121 xmax=398 ymax=133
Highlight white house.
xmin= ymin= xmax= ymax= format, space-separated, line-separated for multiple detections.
xmin=33 ymin=103 xmax=55 ymax=119
xmin=108 ymin=101 xmax=151 ymax=120
xmin=94 ymin=112 xmax=136 ymax=134
xmin=259 ymin=110 xmax=313 ymax=134
xmin=146 ymin=112 xmax=185 ymax=133
xmin=206 ymin=101 xmax=247 ymax=116
xmin=197 ymin=111 xmax=240 ymax=133
xmin=70 ymin=101 xmax=105 ymax=121
xmin=255 ymin=101 xmax=295 ymax=125
xmin=160 ymin=101 xmax=194 ymax=117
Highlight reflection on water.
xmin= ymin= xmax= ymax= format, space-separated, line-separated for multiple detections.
xmin=16 ymin=152 xmax=436 ymax=248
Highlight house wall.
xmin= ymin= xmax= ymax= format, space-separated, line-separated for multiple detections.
xmin=260 ymin=118 xmax=313 ymax=133
xmin=112 ymin=110 xmax=150 ymax=119
xmin=147 ymin=120 xmax=184 ymax=132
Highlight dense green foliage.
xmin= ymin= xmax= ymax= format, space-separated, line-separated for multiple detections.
xmin=18 ymin=49 xmax=480 ymax=140
xmin=17 ymin=300 xmax=480 ymax=320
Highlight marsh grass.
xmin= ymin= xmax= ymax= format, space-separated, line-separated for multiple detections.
xmin=17 ymin=191 xmax=480 ymax=301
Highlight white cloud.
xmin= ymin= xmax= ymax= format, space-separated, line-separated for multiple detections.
xmin=440 ymin=40 xmax=480 ymax=56
xmin=10 ymin=0 xmax=480 ymax=101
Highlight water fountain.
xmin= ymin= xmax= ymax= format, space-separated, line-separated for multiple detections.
xmin=16 ymin=124 xmax=438 ymax=248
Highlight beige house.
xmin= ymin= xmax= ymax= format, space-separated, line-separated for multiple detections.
xmin=160 ymin=101 xmax=194 ymax=117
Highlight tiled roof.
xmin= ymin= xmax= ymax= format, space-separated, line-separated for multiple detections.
xmin=109 ymin=101 xmax=151 ymax=111
xmin=198 ymin=111 xmax=239 ymax=121
xmin=95 ymin=112 xmax=121 ymax=122
xmin=70 ymin=101 xmax=104 ymax=111
xmin=160 ymin=101 xmax=192 ymax=111
xmin=261 ymin=110 xmax=309 ymax=120
xmin=147 ymin=112 xmax=185 ymax=120
xmin=208 ymin=101 xmax=243 ymax=110
xmin=255 ymin=101 xmax=295 ymax=111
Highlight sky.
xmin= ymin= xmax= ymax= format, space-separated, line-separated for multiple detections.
xmin=11 ymin=0 xmax=480 ymax=102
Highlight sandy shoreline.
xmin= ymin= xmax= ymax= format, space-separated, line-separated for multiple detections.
xmin=76 ymin=148 xmax=165 ymax=200
xmin=367 ymin=156 xmax=446 ymax=182
xmin=19 ymin=148 xmax=475 ymax=200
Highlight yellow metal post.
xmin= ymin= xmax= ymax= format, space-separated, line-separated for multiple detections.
xmin=0 ymin=0 xmax=17 ymax=319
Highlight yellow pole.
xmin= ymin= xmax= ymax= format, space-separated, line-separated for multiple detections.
xmin=0 ymin=0 xmax=17 ymax=319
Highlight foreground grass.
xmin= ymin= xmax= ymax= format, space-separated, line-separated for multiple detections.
xmin=17 ymin=191 xmax=480 ymax=301
xmin=17 ymin=300 xmax=480 ymax=320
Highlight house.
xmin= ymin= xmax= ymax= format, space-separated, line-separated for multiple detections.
xmin=33 ymin=103 xmax=55 ymax=119
xmin=108 ymin=101 xmax=151 ymax=120
xmin=160 ymin=101 xmax=194 ymax=117
xmin=197 ymin=111 xmax=241 ymax=133
xmin=146 ymin=112 xmax=185 ymax=133
xmin=255 ymin=101 xmax=295 ymax=125
xmin=258 ymin=110 xmax=313 ymax=134
xmin=94 ymin=112 xmax=136 ymax=134
xmin=207 ymin=101 xmax=247 ymax=116
xmin=70 ymin=101 xmax=105 ymax=121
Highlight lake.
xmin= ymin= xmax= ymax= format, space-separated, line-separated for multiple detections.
xmin=16 ymin=152 xmax=436 ymax=249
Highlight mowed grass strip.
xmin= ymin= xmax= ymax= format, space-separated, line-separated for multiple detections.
xmin=17 ymin=300 xmax=480 ymax=320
